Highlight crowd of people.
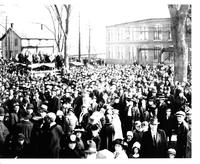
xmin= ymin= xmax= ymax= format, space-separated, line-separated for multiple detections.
xmin=0 ymin=58 xmax=192 ymax=158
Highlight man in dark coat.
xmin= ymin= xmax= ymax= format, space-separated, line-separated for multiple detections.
xmin=48 ymin=89 xmax=61 ymax=113
xmin=175 ymin=111 xmax=189 ymax=158
xmin=10 ymin=133 xmax=31 ymax=158
xmin=140 ymin=117 xmax=168 ymax=158
xmin=42 ymin=112 xmax=64 ymax=158
xmin=99 ymin=114 xmax=115 ymax=151
xmin=158 ymin=108 xmax=175 ymax=145
xmin=9 ymin=102 xmax=20 ymax=132
xmin=13 ymin=111 xmax=33 ymax=145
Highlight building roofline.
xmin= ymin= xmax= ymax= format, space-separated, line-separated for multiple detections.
xmin=0 ymin=28 xmax=54 ymax=41
xmin=0 ymin=28 xmax=22 ymax=40
xmin=21 ymin=38 xmax=54 ymax=40
xmin=106 ymin=18 xmax=171 ymax=28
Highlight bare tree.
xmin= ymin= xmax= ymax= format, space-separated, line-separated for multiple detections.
xmin=46 ymin=4 xmax=71 ymax=70
xmin=168 ymin=4 xmax=191 ymax=83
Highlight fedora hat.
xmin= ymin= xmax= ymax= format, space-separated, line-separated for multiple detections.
xmin=113 ymin=138 xmax=128 ymax=149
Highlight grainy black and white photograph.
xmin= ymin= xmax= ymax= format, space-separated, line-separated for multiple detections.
xmin=0 ymin=0 xmax=194 ymax=160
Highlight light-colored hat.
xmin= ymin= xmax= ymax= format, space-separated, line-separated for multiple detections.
xmin=127 ymin=131 xmax=133 ymax=137
xmin=47 ymin=112 xmax=56 ymax=122
xmin=132 ymin=142 xmax=141 ymax=149
xmin=168 ymin=148 xmax=176 ymax=155
xmin=40 ymin=104 xmax=48 ymax=111
xmin=56 ymin=110 xmax=64 ymax=116
xmin=176 ymin=111 xmax=186 ymax=117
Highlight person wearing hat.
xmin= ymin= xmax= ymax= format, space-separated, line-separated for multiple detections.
xmin=113 ymin=138 xmax=128 ymax=159
xmin=132 ymin=121 xmax=143 ymax=144
xmin=55 ymin=110 xmax=68 ymax=134
xmin=99 ymin=114 xmax=115 ymax=151
xmin=10 ymin=133 xmax=31 ymax=158
xmin=74 ymin=125 xmax=85 ymax=157
xmin=125 ymin=131 xmax=134 ymax=157
xmin=0 ymin=107 xmax=10 ymax=157
xmin=84 ymin=140 xmax=98 ymax=159
xmin=48 ymin=87 xmax=61 ymax=114
xmin=9 ymin=102 xmax=20 ymax=131
xmin=168 ymin=148 xmax=176 ymax=158
xmin=65 ymin=107 xmax=78 ymax=136
xmin=129 ymin=141 xmax=141 ymax=158
xmin=60 ymin=134 xmax=81 ymax=158
xmin=158 ymin=108 xmax=175 ymax=146
xmin=175 ymin=110 xmax=189 ymax=158
xmin=41 ymin=112 xmax=64 ymax=158
xmin=88 ymin=123 xmax=101 ymax=151
xmin=140 ymin=117 xmax=168 ymax=158
xmin=174 ymin=89 xmax=187 ymax=113
xmin=32 ymin=91 xmax=42 ymax=114
xmin=26 ymin=103 xmax=35 ymax=118
xmin=13 ymin=111 xmax=33 ymax=145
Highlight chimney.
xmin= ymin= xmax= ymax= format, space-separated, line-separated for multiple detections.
xmin=10 ymin=23 xmax=13 ymax=28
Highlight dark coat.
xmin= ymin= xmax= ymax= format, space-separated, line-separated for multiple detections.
xmin=141 ymin=129 xmax=168 ymax=158
xmin=29 ymin=119 xmax=44 ymax=158
xmin=10 ymin=141 xmax=31 ymax=158
xmin=175 ymin=121 xmax=189 ymax=158
xmin=14 ymin=120 xmax=33 ymax=144
xmin=158 ymin=115 xmax=175 ymax=139
xmin=132 ymin=129 xmax=143 ymax=143
xmin=100 ymin=123 xmax=115 ymax=151
xmin=9 ymin=112 xmax=19 ymax=132
xmin=42 ymin=124 xmax=64 ymax=158
xmin=48 ymin=96 xmax=61 ymax=113
xmin=60 ymin=147 xmax=81 ymax=158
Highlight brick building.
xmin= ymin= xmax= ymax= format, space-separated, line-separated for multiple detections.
xmin=106 ymin=18 xmax=190 ymax=65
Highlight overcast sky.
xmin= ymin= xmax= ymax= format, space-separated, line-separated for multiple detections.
xmin=0 ymin=0 xmax=191 ymax=55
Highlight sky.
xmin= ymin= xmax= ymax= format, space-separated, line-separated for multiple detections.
xmin=0 ymin=0 xmax=192 ymax=55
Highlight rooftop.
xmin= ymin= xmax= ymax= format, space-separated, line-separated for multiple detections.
xmin=0 ymin=23 xmax=54 ymax=40
xmin=106 ymin=18 xmax=170 ymax=28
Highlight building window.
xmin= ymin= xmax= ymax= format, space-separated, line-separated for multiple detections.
xmin=14 ymin=38 xmax=18 ymax=46
xmin=131 ymin=27 xmax=135 ymax=41
xmin=154 ymin=46 xmax=160 ymax=59
xmin=154 ymin=25 xmax=162 ymax=40
xmin=168 ymin=30 xmax=172 ymax=40
xmin=139 ymin=26 xmax=148 ymax=41
xmin=125 ymin=27 xmax=130 ymax=41
xmin=107 ymin=29 xmax=110 ymax=42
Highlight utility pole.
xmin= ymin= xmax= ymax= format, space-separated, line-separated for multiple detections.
xmin=78 ymin=12 xmax=81 ymax=62
xmin=88 ymin=25 xmax=91 ymax=61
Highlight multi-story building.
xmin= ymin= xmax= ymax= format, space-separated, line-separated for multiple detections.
xmin=106 ymin=18 xmax=176 ymax=65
